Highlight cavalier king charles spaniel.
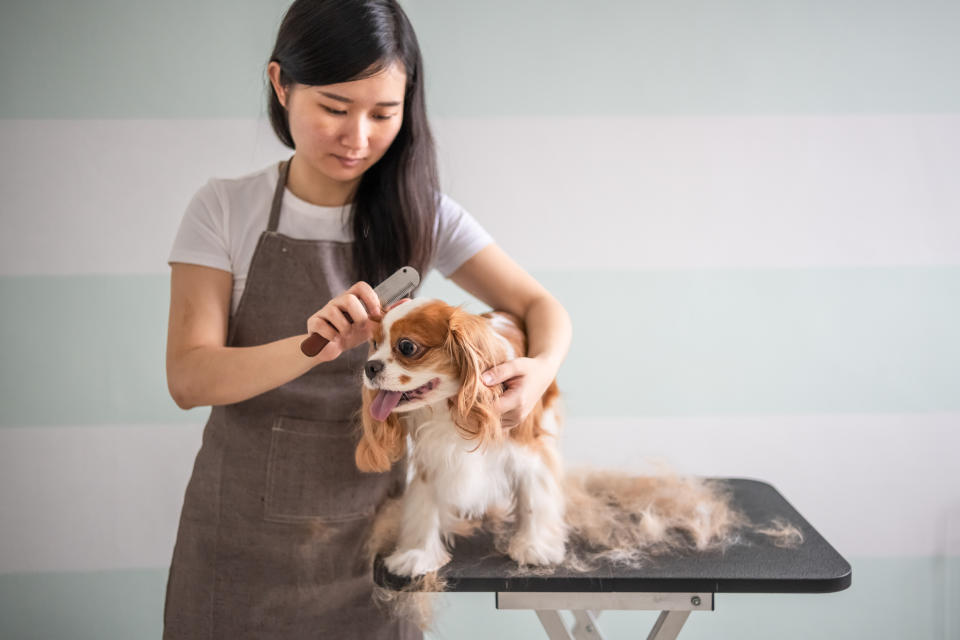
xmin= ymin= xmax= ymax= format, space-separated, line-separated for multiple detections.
xmin=354 ymin=297 xmax=567 ymax=577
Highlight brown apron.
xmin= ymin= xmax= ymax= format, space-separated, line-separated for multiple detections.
xmin=164 ymin=158 xmax=421 ymax=639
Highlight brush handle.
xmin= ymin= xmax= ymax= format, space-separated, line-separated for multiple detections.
xmin=300 ymin=311 xmax=354 ymax=357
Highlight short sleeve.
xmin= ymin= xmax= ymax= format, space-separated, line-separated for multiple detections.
xmin=167 ymin=179 xmax=232 ymax=272
xmin=433 ymin=193 xmax=494 ymax=277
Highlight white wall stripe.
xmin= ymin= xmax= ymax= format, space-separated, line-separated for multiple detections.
xmin=1 ymin=115 xmax=957 ymax=276
xmin=1 ymin=412 xmax=957 ymax=575
xmin=559 ymin=412 xmax=960 ymax=561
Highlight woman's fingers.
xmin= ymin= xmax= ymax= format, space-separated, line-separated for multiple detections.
xmin=305 ymin=282 xmax=384 ymax=357
xmin=348 ymin=281 xmax=382 ymax=320
xmin=307 ymin=313 xmax=336 ymax=342
xmin=341 ymin=294 xmax=369 ymax=328
xmin=324 ymin=303 xmax=351 ymax=335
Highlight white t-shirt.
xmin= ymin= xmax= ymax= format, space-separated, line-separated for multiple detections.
xmin=168 ymin=162 xmax=494 ymax=315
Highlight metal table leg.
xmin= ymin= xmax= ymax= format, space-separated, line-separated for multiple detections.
xmin=571 ymin=610 xmax=604 ymax=639
xmin=535 ymin=610 xmax=574 ymax=640
xmin=646 ymin=610 xmax=691 ymax=640
xmin=497 ymin=591 xmax=712 ymax=640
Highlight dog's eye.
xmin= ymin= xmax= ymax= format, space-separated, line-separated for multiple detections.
xmin=397 ymin=338 xmax=418 ymax=357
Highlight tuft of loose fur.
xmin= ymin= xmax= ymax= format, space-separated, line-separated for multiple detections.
xmin=753 ymin=516 xmax=805 ymax=548
xmin=556 ymin=468 xmax=747 ymax=571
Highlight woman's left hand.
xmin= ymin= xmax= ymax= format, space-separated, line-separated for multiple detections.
xmin=481 ymin=356 xmax=556 ymax=429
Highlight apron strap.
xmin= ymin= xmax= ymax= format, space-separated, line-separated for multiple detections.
xmin=267 ymin=157 xmax=293 ymax=233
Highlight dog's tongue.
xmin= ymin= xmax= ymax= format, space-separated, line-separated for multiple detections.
xmin=370 ymin=390 xmax=403 ymax=421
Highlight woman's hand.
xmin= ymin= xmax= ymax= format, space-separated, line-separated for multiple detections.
xmin=481 ymin=356 xmax=557 ymax=429
xmin=306 ymin=281 xmax=383 ymax=361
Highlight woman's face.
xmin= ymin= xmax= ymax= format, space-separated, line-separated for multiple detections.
xmin=270 ymin=60 xmax=407 ymax=186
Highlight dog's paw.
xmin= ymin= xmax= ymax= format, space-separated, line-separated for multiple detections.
xmin=384 ymin=547 xmax=451 ymax=577
xmin=507 ymin=534 xmax=566 ymax=566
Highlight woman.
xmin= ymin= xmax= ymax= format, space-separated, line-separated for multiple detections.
xmin=163 ymin=0 xmax=571 ymax=637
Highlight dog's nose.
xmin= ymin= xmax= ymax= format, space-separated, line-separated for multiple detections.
xmin=365 ymin=359 xmax=385 ymax=380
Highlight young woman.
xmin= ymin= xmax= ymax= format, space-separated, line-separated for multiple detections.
xmin=163 ymin=0 xmax=571 ymax=637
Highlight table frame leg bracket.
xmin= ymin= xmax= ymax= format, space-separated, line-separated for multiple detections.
xmin=498 ymin=592 xmax=713 ymax=640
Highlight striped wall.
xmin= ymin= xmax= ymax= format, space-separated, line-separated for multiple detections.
xmin=1 ymin=0 xmax=958 ymax=638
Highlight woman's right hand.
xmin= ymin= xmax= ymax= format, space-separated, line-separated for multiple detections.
xmin=306 ymin=281 xmax=384 ymax=361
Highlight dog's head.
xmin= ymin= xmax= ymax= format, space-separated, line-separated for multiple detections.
xmin=354 ymin=297 xmax=512 ymax=472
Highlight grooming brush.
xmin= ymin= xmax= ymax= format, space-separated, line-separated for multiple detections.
xmin=299 ymin=266 xmax=420 ymax=357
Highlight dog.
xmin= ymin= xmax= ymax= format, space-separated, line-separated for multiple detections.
xmin=354 ymin=297 xmax=567 ymax=577
xmin=352 ymin=298 xmax=790 ymax=586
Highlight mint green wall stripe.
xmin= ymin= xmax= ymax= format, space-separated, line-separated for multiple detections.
xmin=0 ymin=569 xmax=164 ymax=640
xmin=2 ymin=0 xmax=959 ymax=118
xmin=1 ymin=267 xmax=957 ymax=427
xmin=0 ymin=0 xmax=287 ymax=119
xmin=0 ymin=274 xmax=197 ymax=426
xmin=0 ymin=558 xmax=956 ymax=639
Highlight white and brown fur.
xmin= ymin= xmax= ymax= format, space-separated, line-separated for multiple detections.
xmin=355 ymin=297 xmax=567 ymax=576
xmin=354 ymin=297 xmax=802 ymax=589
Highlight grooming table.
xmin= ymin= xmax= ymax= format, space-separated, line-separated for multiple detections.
xmin=374 ymin=478 xmax=852 ymax=639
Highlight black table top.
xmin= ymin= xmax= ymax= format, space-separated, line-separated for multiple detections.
xmin=374 ymin=478 xmax=852 ymax=594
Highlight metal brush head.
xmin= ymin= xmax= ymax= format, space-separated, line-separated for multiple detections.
xmin=373 ymin=266 xmax=420 ymax=309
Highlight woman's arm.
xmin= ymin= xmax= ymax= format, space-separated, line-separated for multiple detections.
xmin=448 ymin=243 xmax=572 ymax=426
xmin=166 ymin=263 xmax=328 ymax=410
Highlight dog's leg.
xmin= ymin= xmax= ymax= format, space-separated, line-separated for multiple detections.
xmin=507 ymin=457 xmax=567 ymax=566
xmin=384 ymin=474 xmax=451 ymax=576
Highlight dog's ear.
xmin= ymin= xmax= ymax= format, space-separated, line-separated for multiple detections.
xmin=356 ymin=386 xmax=406 ymax=472
xmin=444 ymin=308 xmax=506 ymax=450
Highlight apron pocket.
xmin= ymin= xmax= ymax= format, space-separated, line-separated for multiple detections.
xmin=264 ymin=415 xmax=386 ymax=523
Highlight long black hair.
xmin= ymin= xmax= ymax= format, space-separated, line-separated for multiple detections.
xmin=266 ymin=0 xmax=439 ymax=287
